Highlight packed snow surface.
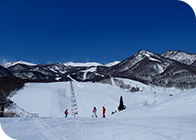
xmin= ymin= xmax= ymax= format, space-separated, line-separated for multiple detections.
xmin=63 ymin=62 xmax=103 ymax=67
xmin=1 ymin=80 xmax=196 ymax=140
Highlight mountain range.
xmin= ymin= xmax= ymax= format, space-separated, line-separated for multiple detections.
xmin=1 ymin=50 xmax=196 ymax=90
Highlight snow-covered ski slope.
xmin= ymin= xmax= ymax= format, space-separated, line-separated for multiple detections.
xmin=1 ymin=79 xmax=196 ymax=140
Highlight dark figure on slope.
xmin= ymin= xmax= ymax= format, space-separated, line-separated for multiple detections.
xmin=92 ymin=107 xmax=97 ymax=118
xmin=102 ymin=106 xmax=106 ymax=118
xmin=65 ymin=109 xmax=68 ymax=117
xmin=118 ymin=96 xmax=126 ymax=111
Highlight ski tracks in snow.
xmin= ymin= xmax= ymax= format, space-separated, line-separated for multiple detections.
xmin=101 ymin=117 xmax=196 ymax=140
xmin=1 ymin=116 xmax=196 ymax=140
xmin=30 ymin=118 xmax=68 ymax=140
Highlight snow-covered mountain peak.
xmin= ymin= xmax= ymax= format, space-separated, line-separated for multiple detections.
xmin=137 ymin=50 xmax=153 ymax=57
xmin=4 ymin=61 xmax=36 ymax=68
xmin=2 ymin=50 xmax=196 ymax=90
xmin=162 ymin=50 xmax=196 ymax=65
xmin=63 ymin=62 xmax=103 ymax=67
xmin=105 ymin=61 xmax=121 ymax=67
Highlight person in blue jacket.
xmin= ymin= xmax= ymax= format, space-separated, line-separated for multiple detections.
xmin=65 ymin=109 xmax=68 ymax=117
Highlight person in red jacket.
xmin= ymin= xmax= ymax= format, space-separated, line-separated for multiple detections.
xmin=102 ymin=106 xmax=106 ymax=118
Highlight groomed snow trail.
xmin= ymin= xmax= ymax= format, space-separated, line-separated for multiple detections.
xmin=30 ymin=118 xmax=68 ymax=140
xmin=1 ymin=116 xmax=196 ymax=140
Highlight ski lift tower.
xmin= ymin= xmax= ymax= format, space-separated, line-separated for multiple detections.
xmin=70 ymin=80 xmax=78 ymax=117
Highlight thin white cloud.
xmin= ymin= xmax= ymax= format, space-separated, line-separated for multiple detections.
xmin=0 ymin=58 xmax=8 ymax=66
xmin=2 ymin=59 xmax=7 ymax=65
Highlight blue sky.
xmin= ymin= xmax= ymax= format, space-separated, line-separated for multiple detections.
xmin=0 ymin=0 xmax=196 ymax=65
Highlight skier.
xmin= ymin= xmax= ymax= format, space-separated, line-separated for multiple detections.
xmin=64 ymin=109 xmax=68 ymax=118
xmin=102 ymin=106 xmax=106 ymax=118
xmin=92 ymin=107 xmax=97 ymax=117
